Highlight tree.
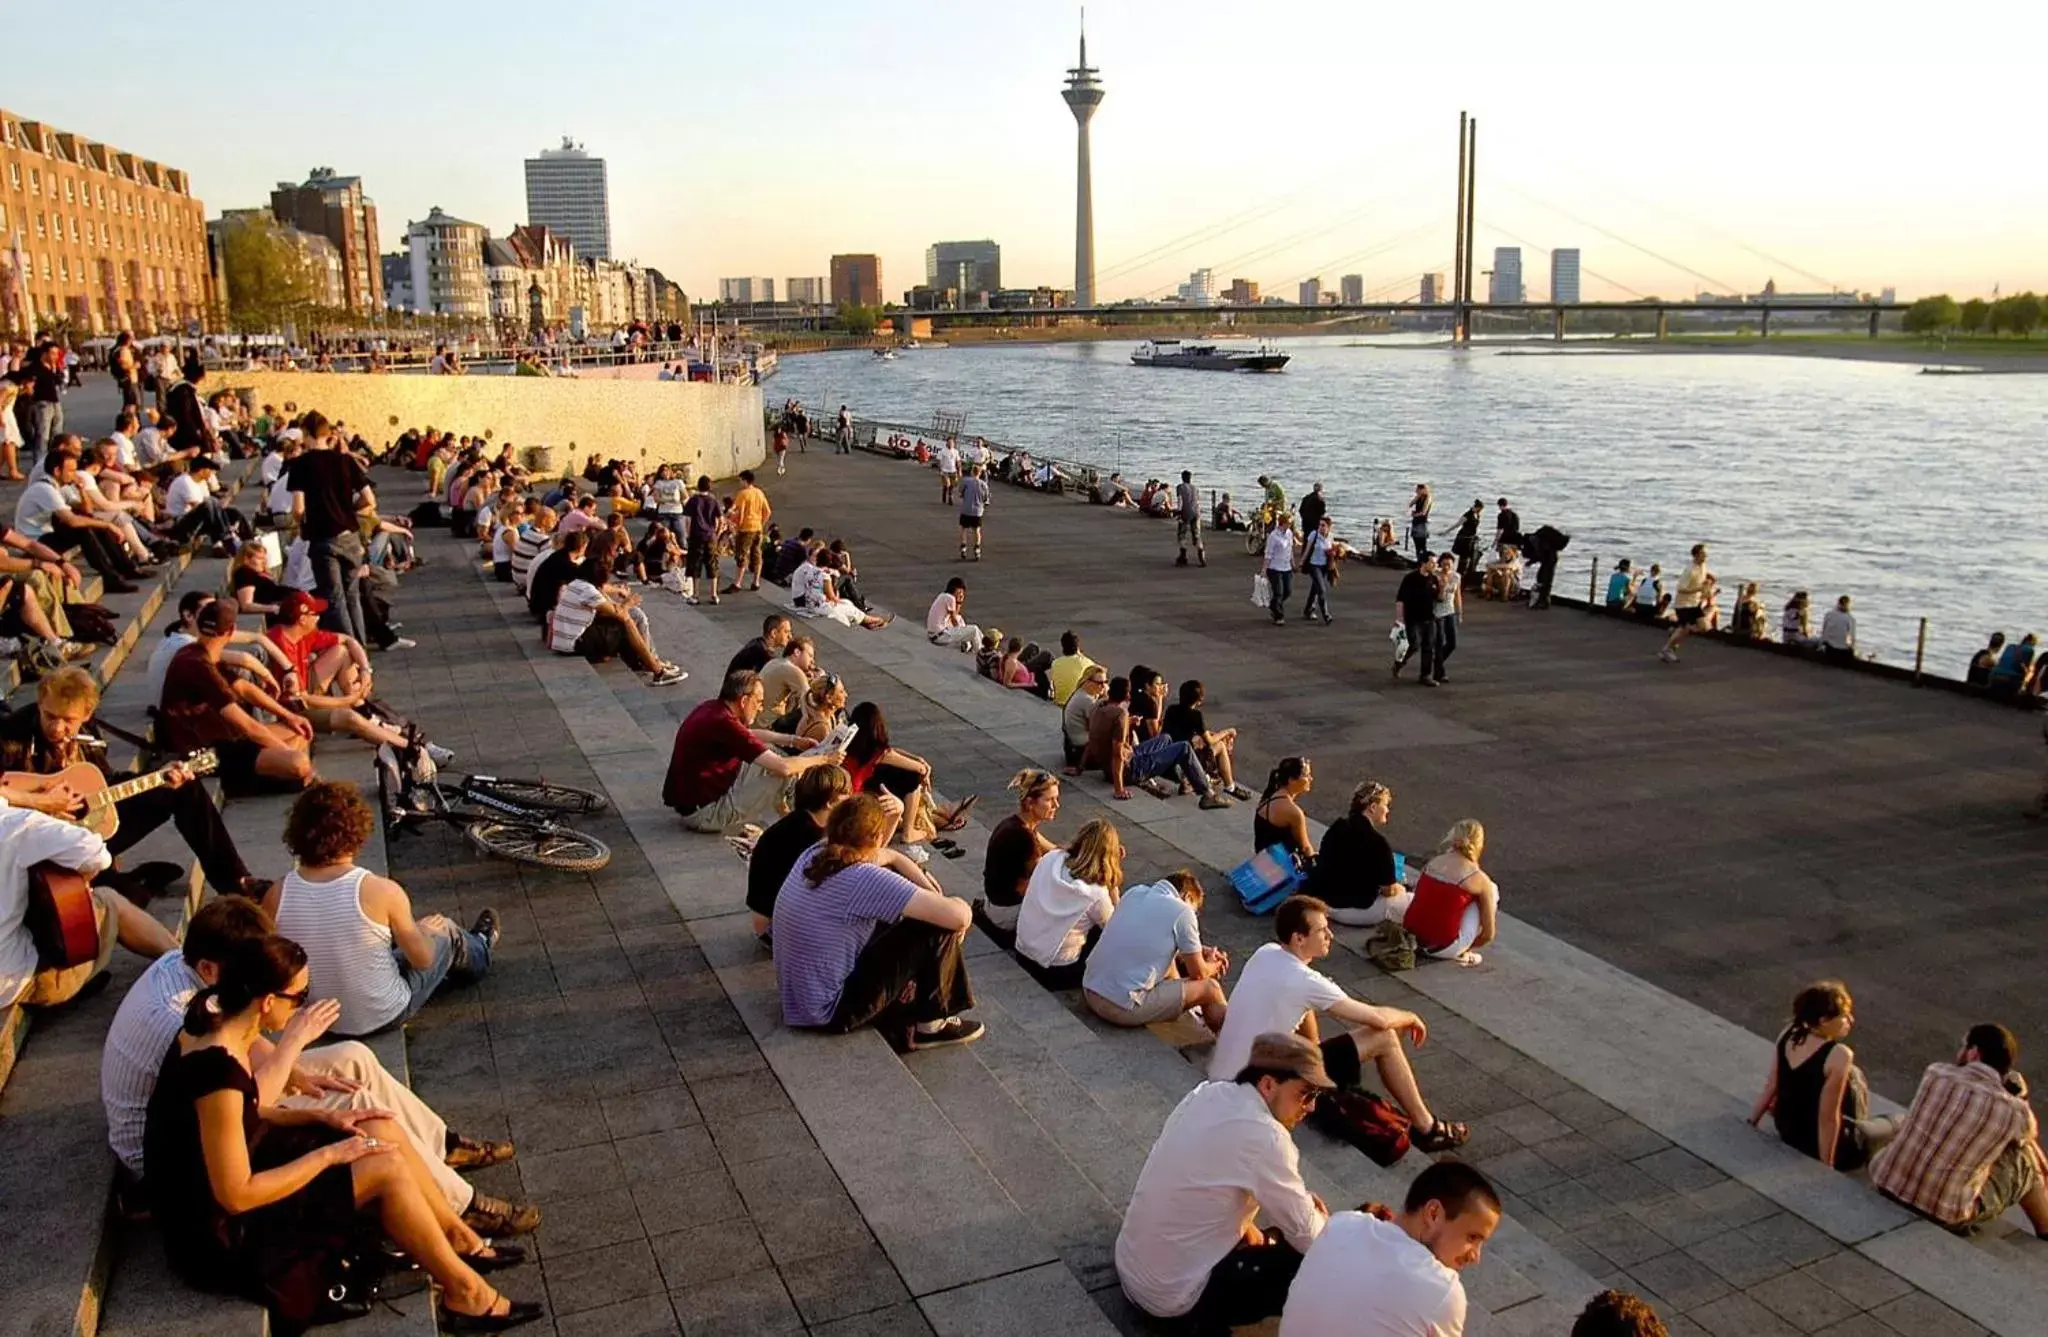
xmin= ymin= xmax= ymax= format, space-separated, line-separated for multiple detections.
xmin=1958 ymin=298 xmax=1990 ymax=334
xmin=837 ymin=303 xmax=880 ymax=336
xmin=1902 ymin=295 xmax=1960 ymax=335
xmin=2005 ymin=292 xmax=2042 ymax=338
xmin=217 ymin=213 xmax=317 ymax=334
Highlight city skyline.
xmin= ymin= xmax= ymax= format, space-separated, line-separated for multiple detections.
xmin=18 ymin=1 xmax=2047 ymax=306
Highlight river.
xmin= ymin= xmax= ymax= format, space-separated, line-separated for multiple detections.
xmin=769 ymin=336 xmax=2048 ymax=675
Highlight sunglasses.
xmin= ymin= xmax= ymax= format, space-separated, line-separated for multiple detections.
xmin=276 ymin=988 xmax=311 ymax=1008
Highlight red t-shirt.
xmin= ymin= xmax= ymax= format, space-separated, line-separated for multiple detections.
xmin=266 ymin=625 xmax=341 ymax=686
xmin=662 ymin=699 xmax=768 ymax=812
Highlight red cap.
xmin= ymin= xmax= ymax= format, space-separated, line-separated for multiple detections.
xmin=278 ymin=590 xmax=328 ymax=620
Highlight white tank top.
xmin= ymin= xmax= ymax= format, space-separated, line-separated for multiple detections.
xmin=273 ymin=866 xmax=410 ymax=1036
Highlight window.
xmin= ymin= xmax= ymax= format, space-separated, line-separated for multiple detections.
xmin=69 ymin=215 xmax=79 ymax=242
xmin=59 ymin=257 xmax=68 ymax=283
xmin=29 ymin=168 xmax=39 ymax=194
xmin=33 ymin=212 xmax=43 ymax=238
xmin=7 ymin=163 xmax=17 ymax=189
xmin=95 ymin=184 xmax=104 ymax=208
xmin=41 ymin=254 xmax=51 ymax=279
xmin=0 ymin=204 xmax=6 ymax=231
xmin=63 ymin=178 xmax=73 ymax=202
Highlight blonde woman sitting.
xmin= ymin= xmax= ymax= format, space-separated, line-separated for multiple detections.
xmin=1382 ymin=820 xmax=1498 ymax=967
xmin=1481 ymin=546 xmax=1522 ymax=601
xmin=1014 ymin=819 xmax=1124 ymax=990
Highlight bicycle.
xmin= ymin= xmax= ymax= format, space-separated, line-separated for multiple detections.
xmin=375 ymin=736 xmax=612 ymax=872
xmin=1245 ymin=505 xmax=1295 ymax=556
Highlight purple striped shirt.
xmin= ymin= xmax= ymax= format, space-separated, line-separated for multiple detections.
xmin=773 ymin=849 xmax=916 ymax=1027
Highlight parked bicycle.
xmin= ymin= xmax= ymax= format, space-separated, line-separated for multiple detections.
xmin=376 ymin=734 xmax=611 ymax=871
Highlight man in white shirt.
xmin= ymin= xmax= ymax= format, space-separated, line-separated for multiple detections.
xmin=107 ymin=411 xmax=142 ymax=472
xmin=924 ymin=578 xmax=980 ymax=653
xmin=163 ymin=456 xmax=239 ymax=548
xmin=1281 ymin=1161 xmax=1501 ymax=1336
xmin=1211 ymin=895 xmax=1467 ymax=1152
xmin=0 ymin=800 xmax=175 ymax=1010
xmin=935 ymin=438 xmax=960 ymax=505
xmin=1116 ymin=1032 xmax=1335 ymax=1328
xmin=1821 ymin=595 xmax=1857 ymax=659
xmin=1659 ymin=542 xmax=1712 ymax=663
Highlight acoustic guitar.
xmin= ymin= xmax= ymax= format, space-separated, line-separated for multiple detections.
xmin=2 ymin=749 xmax=219 ymax=841
xmin=24 ymin=862 xmax=99 ymax=969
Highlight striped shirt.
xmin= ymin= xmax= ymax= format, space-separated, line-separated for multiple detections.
xmin=549 ymin=581 xmax=603 ymax=654
xmin=272 ymin=866 xmax=410 ymax=1036
xmin=772 ymin=851 xmax=917 ymax=1027
xmin=101 ymin=951 xmax=203 ymax=1174
xmin=1870 ymin=1061 xmax=2042 ymax=1225
xmin=510 ymin=526 xmax=550 ymax=591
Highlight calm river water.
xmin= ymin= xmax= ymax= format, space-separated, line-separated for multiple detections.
xmin=772 ymin=337 xmax=2047 ymax=675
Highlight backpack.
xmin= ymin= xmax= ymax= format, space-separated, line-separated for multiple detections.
xmin=1228 ymin=844 xmax=1303 ymax=914
xmin=1311 ymin=1089 xmax=1413 ymax=1166
xmin=1365 ymin=921 xmax=1418 ymax=973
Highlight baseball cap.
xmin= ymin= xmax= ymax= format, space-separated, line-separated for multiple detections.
xmin=194 ymin=600 xmax=239 ymax=635
xmin=278 ymin=590 xmax=328 ymax=620
xmin=1246 ymin=1032 xmax=1337 ymax=1090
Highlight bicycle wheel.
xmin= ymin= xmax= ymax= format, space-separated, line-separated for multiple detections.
xmin=1245 ymin=526 xmax=1263 ymax=556
xmin=466 ymin=819 xmax=611 ymax=871
xmin=465 ymin=777 xmax=610 ymax=816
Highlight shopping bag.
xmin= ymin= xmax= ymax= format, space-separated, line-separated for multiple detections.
xmin=1250 ymin=573 xmax=1271 ymax=608
xmin=1388 ymin=621 xmax=1408 ymax=665
xmin=1228 ymin=844 xmax=1302 ymax=913
xmin=660 ymin=568 xmax=687 ymax=594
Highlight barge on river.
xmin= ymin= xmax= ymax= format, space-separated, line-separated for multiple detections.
xmin=1130 ymin=339 xmax=1290 ymax=372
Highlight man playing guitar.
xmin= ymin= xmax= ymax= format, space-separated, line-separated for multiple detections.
xmin=0 ymin=667 xmax=270 ymax=905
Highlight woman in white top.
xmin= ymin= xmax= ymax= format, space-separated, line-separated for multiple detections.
xmin=1014 ymin=819 xmax=1123 ymax=987
xmin=790 ymin=551 xmax=890 ymax=629
xmin=0 ymin=379 xmax=24 ymax=480
xmin=264 ymin=781 xmax=496 ymax=1037
xmin=1263 ymin=522 xmax=1297 ymax=625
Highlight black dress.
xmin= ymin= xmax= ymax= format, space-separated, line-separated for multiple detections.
xmin=1304 ymin=815 xmax=1396 ymax=914
xmin=144 ymin=1045 xmax=365 ymax=1313
xmin=1770 ymin=1034 xmax=1874 ymax=1171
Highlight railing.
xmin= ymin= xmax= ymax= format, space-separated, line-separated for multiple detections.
xmin=203 ymin=339 xmax=712 ymax=375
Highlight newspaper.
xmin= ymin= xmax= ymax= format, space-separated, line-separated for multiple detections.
xmin=803 ymin=721 xmax=858 ymax=759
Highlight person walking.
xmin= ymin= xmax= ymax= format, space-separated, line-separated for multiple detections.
xmin=1659 ymin=543 xmax=1712 ymax=664
xmin=1431 ymin=552 xmax=1462 ymax=683
xmin=286 ymin=412 xmax=371 ymax=646
xmin=1408 ymin=483 xmax=1433 ymax=562
xmin=1391 ymin=559 xmax=1440 ymax=685
xmin=725 ymin=470 xmax=771 ymax=593
xmin=836 ymin=404 xmax=853 ymax=454
xmin=1175 ymin=470 xmax=1206 ymax=567
xmin=1451 ymin=499 xmax=1485 ymax=579
xmin=957 ymin=463 xmax=989 ymax=561
xmin=1301 ymin=515 xmax=1335 ymax=626
xmin=682 ymin=475 xmax=722 ymax=604
xmin=937 ymin=437 xmax=960 ymax=506
xmin=1263 ymin=515 xmax=1297 ymax=626
xmin=1298 ymin=482 xmax=1327 ymax=536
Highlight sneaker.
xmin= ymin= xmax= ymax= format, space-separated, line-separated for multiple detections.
xmin=651 ymin=665 xmax=688 ymax=686
xmin=1139 ymin=777 xmax=1175 ymax=799
xmin=1199 ymin=793 xmax=1234 ymax=810
xmin=1658 ymin=649 xmax=1678 ymax=663
xmin=61 ymin=640 xmax=96 ymax=661
xmin=424 ymin=742 xmax=456 ymax=766
xmin=1225 ymin=783 xmax=1256 ymax=801
xmin=386 ymin=637 xmax=418 ymax=650
xmin=907 ymin=1016 xmax=986 ymax=1050
xmin=471 ymin=908 xmax=501 ymax=951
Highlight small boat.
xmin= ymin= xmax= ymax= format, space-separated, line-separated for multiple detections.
xmin=748 ymin=347 xmax=780 ymax=381
xmin=873 ymin=348 xmax=899 ymax=361
xmin=1131 ymin=339 xmax=1289 ymax=372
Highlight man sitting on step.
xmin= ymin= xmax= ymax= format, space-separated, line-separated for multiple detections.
xmin=663 ymin=670 xmax=846 ymax=835
xmin=1209 ymin=895 xmax=1471 ymax=1154
xmin=1117 ymin=1031 xmax=1334 ymax=1330
xmin=0 ymin=667 xmax=271 ymax=906
xmin=99 ymin=894 xmax=540 ymax=1236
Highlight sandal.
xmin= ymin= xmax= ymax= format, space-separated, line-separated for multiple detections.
xmin=1412 ymin=1119 xmax=1471 ymax=1153
xmin=937 ymin=845 xmax=966 ymax=860
xmin=445 ymin=1132 xmax=517 ymax=1170
xmin=936 ymin=795 xmax=979 ymax=831
xmin=461 ymin=1241 xmax=528 ymax=1274
xmin=439 ymin=1289 xmax=545 ymax=1333
xmin=930 ymin=838 xmax=960 ymax=852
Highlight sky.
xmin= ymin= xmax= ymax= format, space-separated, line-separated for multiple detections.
xmin=21 ymin=0 xmax=2046 ymax=305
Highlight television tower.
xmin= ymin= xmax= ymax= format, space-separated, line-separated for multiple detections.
xmin=1061 ymin=14 xmax=1104 ymax=308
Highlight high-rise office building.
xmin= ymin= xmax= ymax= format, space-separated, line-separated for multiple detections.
xmin=523 ymin=138 xmax=610 ymax=261
xmin=1339 ymin=274 xmax=1364 ymax=305
xmin=0 ymin=105 xmax=211 ymax=336
xmin=1298 ymin=278 xmax=1323 ymax=306
xmin=830 ymin=253 xmax=882 ymax=307
xmin=1420 ymin=273 xmax=1445 ymax=304
xmin=718 ymin=276 xmax=774 ymax=304
xmin=405 ymin=206 xmax=486 ymax=317
xmin=1487 ymin=247 xmax=1523 ymax=304
xmin=925 ymin=240 xmax=1000 ymax=297
xmin=786 ymin=276 xmax=827 ymax=305
xmin=1176 ymin=268 xmax=1217 ymax=305
xmin=269 ymin=168 xmax=382 ymax=311
xmin=1550 ymin=248 xmax=1581 ymax=304
xmin=1060 ymin=20 xmax=1103 ymax=308
xmin=1225 ymin=278 xmax=1260 ymax=306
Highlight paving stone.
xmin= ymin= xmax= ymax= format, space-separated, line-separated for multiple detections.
xmin=751 ymin=1189 xmax=878 ymax=1267
xmin=614 ymin=1124 xmax=724 ymax=1179
xmin=1685 ymin=1178 xmax=1781 ymax=1233
xmin=811 ymin=1302 xmax=938 ymax=1336
xmin=552 ymin=1293 xmax=682 ymax=1337
xmin=1534 ymin=1131 xmax=1622 ymax=1178
xmin=531 ymin=1185 xmax=644 ymax=1260
xmin=1536 ymin=1089 xmax=1626 ymax=1132
xmin=1629 ymin=1251 xmax=1736 ymax=1313
xmin=1865 ymin=1292 xmax=1988 ymax=1337
xmin=1687 ymin=1223 xmax=1797 ymax=1288
xmin=631 ymin=1165 xmax=747 ymax=1238
xmin=707 ymin=1105 xmax=816 ymax=1166
xmin=505 ymin=1093 xmax=607 ymax=1155
xmin=647 ymin=1219 xmax=772 ymax=1292
xmin=1577 ymin=1213 xmax=1678 ymax=1269
xmin=691 ymin=1067 xmax=796 ymax=1121
xmin=1799 ymin=1251 xmax=1915 ymax=1308
xmin=1488 ymin=1102 xmax=1575 ymax=1146
xmin=601 ymin=1083 xmax=703 ymax=1139
xmin=1748 ymin=1269 xmax=1865 ymax=1333
xmin=778 ymin=1240 xmax=915 ymax=1325
xmin=1582 ymin=1115 xmax=1675 ymax=1160
xmin=916 ymin=1260 xmax=1119 ymax=1336
xmin=1741 ymin=1211 xmax=1840 ymax=1270
xmin=1634 ymin=1146 xmax=1727 ymax=1194
xmin=728 ymin=1146 xmax=846 ymax=1213
xmin=1578 ymin=1161 xmax=1673 ymax=1208
xmin=1688 ymin=1291 xmax=1803 ymax=1337
xmin=1810 ymin=1316 xmax=1906 ymax=1337
xmin=1476 ymin=1146 xmax=1571 ymax=1195
xmin=518 ymin=1141 xmax=627 ymax=1201
xmin=1524 ymin=1178 xmax=1610 ymax=1229
xmin=541 ymin=1237 xmax=666 ymax=1316
xmin=668 ymin=1268 xmax=803 ymax=1335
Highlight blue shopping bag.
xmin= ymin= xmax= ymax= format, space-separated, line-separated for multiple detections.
xmin=1229 ymin=844 xmax=1304 ymax=914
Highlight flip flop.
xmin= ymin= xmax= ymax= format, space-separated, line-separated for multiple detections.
xmin=930 ymin=838 xmax=960 ymax=852
xmin=936 ymin=795 xmax=979 ymax=831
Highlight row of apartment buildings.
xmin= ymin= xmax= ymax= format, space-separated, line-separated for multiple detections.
xmin=378 ymin=209 xmax=685 ymax=332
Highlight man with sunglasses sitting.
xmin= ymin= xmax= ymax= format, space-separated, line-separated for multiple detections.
xmin=1116 ymin=1031 xmax=1334 ymax=1330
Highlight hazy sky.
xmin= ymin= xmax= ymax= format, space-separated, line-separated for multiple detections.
xmin=21 ymin=1 xmax=2043 ymax=304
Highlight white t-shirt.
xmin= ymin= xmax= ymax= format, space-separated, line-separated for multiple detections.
xmin=1208 ymin=943 xmax=1348 ymax=1081
xmin=789 ymin=562 xmax=829 ymax=608
xmin=1014 ymin=850 xmax=1114 ymax=968
xmin=1264 ymin=527 xmax=1296 ymax=572
xmin=925 ymin=592 xmax=962 ymax=636
xmin=1280 ymin=1212 xmax=1466 ymax=1337
xmin=260 ymin=451 xmax=285 ymax=486
xmin=1822 ymin=608 xmax=1856 ymax=651
xmin=109 ymin=430 xmax=139 ymax=471
xmin=937 ymin=445 xmax=959 ymax=476
xmin=650 ymin=477 xmax=686 ymax=514
xmin=1116 ymin=1080 xmax=1327 ymax=1318
xmin=550 ymin=581 xmax=603 ymax=653
xmin=164 ymin=472 xmax=210 ymax=519
xmin=13 ymin=478 xmax=67 ymax=540
xmin=0 ymin=806 xmax=113 ymax=1006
